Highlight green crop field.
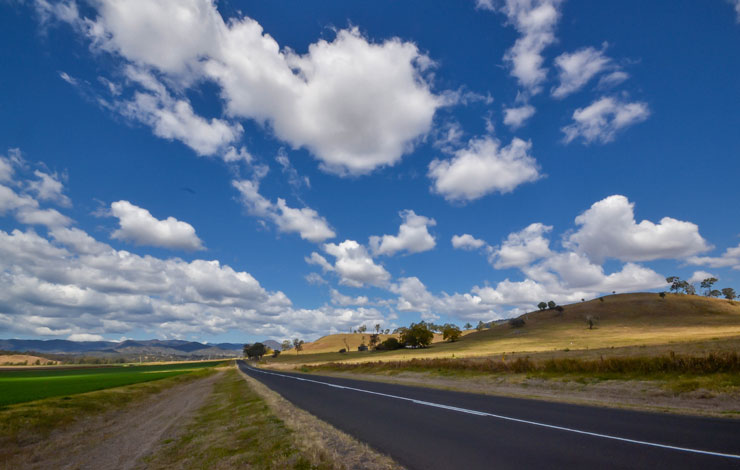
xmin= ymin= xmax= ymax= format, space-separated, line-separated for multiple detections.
xmin=0 ymin=360 xmax=228 ymax=406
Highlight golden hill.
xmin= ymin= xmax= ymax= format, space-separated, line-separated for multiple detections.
xmin=271 ymin=293 xmax=740 ymax=365
xmin=0 ymin=354 xmax=58 ymax=366
xmin=283 ymin=333 xmax=397 ymax=355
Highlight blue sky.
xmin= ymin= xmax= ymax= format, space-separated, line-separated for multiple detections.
xmin=1 ymin=0 xmax=739 ymax=343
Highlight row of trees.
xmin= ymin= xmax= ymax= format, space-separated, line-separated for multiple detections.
xmin=350 ymin=321 xmax=465 ymax=352
xmin=351 ymin=324 xmax=391 ymax=335
xmin=665 ymin=276 xmax=736 ymax=300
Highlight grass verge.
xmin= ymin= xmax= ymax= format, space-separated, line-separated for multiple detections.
xmin=238 ymin=366 xmax=401 ymax=470
xmin=143 ymin=367 xmax=352 ymax=469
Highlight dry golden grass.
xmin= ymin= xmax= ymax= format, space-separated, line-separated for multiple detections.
xmin=267 ymin=293 xmax=740 ymax=366
xmin=0 ymin=355 xmax=57 ymax=366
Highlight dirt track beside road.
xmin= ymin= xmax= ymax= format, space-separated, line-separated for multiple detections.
xmin=4 ymin=371 xmax=222 ymax=470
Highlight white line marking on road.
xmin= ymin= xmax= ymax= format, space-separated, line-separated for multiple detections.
xmin=242 ymin=364 xmax=740 ymax=460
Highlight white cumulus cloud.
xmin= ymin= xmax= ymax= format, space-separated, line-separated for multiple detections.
xmin=110 ymin=200 xmax=204 ymax=251
xmin=566 ymin=195 xmax=710 ymax=263
xmin=369 ymin=210 xmax=436 ymax=256
xmin=688 ymin=243 xmax=740 ymax=269
xmin=47 ymin=1 xmax=442 ymax=175
xmin=489 ymin=222 xmax=552 ymax=269
xmin=428 ymin=136 xmax=541 ymax=202
xmin=322 ymin=240 xmax=391 ymax=288
xmin=451 ymin=234 xmax=487 ymax=251
xmin=503 ymin=104 xmax=536 ymax=129
xmin=498 ymin=0 xmax=564 ymax=93
xmin=562 ymin=96 xmax=650 ymax=144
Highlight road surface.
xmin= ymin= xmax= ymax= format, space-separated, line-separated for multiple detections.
xmin=238 ymin=361 xmax=740 ymax=469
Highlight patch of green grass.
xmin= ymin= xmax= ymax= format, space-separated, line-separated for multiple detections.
xmin=144 ymin=368 xmax=334 ymax=470
xmin=0 ymin=360 xmax=228 ymax=406
xmin=0 ymin=367 xmax=219 ymax=461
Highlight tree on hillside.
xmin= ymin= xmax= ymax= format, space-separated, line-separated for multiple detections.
xmin=537 ymin=302 xmax=548 ymax=311
xmin=245 ymin=342 xmax=267 ymax=360
xmin=659 ymin=292 xmax=666 ymax=299
xmin=358 ymin=324 xmax=367 ymax=334
xmin=293 ymin=338 xmax=304 ymax=354
xmin=667 ymin=276 xmax=696 ymax=295
xmin=464 ymin=322 xmax=472 ymax=330
xmin=708 ymin=289 xmax=722 ymax=298
xmin=476 ymin=320 xmax=485 ymax=331
xmin=369 ymin=333 xmax=380 ymax=348
xmin=722 ymin=288 xmax=736 ymax=301
xmin=442 ymin=324 xmax=462 ymax=342
xmin=400 ymin=322 xmax=434 ymax=348
xmin=281 ymin=340 xmax=292 ymax=351
xmin=701 ymin=278 xmax=719 ymax=296
xmin=242 ymin=344 xmax=251 ymax=357
xmin=374 ymin=324 xmax=381 ymax=334
xmin=547 ymin=300 xmax=557 ymax=309
xmin=667 ymin=276 xmax=682 ymax=294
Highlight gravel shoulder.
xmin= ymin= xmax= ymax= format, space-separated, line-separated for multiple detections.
xmin=4 ymin=370 xmax=222 ymax=470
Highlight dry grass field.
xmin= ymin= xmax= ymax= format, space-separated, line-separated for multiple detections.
xmin=267 ymin=293 xmax=740 ymax=367
xmin=0 ymin=355 xmax=57 ymax=366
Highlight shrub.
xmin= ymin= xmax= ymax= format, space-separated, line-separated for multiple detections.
xmin=509 ymin=318 xmax=525 ymax=328
xmin=376 ymin=337 xmax=402 ymax=350
xmin=338 ymin=348 xmax=347 ymax=353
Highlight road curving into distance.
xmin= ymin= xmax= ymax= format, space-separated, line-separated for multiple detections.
xmin=237 ymin=361 xmax=740 ymax=470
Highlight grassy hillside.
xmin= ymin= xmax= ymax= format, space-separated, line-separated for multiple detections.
xmin=268 ymin=293 xmax=740 ymax=366
xmin=282 ymin=334 xmax=397 ymax=355
xmin=282 ymin=329 xmax=477 ymax=356
xmin=0 ymin=354 xmax=58 ymax=366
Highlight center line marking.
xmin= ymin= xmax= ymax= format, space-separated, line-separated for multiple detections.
xmin=242 ymin=364 xmax=740 ymax=461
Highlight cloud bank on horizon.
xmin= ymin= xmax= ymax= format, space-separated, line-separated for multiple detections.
xmin=1 ymin=0 xmax=738 ymax=342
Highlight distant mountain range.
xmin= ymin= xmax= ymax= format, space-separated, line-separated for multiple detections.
xmin=0 ymin=338 xmax=283 ymax=358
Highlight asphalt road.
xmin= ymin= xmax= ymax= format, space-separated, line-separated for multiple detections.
xmin=238 ymin=361 xmax=740 ymax=469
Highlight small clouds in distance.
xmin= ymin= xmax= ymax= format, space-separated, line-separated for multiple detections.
xmin=688 ymin=270 xmax=718 ymax=284
xmin=689 ymin=243 xmax=740 ymax=269
xmin=308 ymin=240 xmax=391 ymax=288
xmin=490 ymin=222 xmax=552 ymax=269
xmin=451 ymin=234 xmax=487 ymax=251
xmin=562 ymin=96 xmax=650 ymax=144
xmin=28 ymin=170 xmax=72 ymax=207
xmin=551 ymin=45 xmax=624 ymax=99
xmin=428 ymin=136 xmax=541 ymax=202
xmin=110 ymin=200 xmax=204 ymax=251
xmin=369 ymin=210 xmax=436 ymax=257
xmin=232 ymin=179 xmax=335 ymax=243
xmin=492 ymin=0 xmax=564 ymax=94
xmin=503 ymin=104 xmax=536 ymax=129
xmin=330 ymin=289 xmax=369 ymax=307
